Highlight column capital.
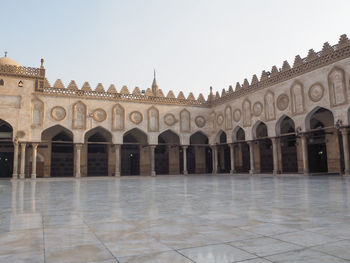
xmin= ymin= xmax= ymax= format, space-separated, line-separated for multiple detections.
xmin=75 ymin=143 xmax=83 ymax=150
xmin=181 ymin=145 xmax=189 ymax=149
xmin=32 ymin=143 xmax=39 ymax=149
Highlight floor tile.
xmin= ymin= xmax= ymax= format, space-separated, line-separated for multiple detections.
xmin=312 ymin=239 xmax=350 ymax=260
xmin=118 ymin=251 xmax=193 ymax=263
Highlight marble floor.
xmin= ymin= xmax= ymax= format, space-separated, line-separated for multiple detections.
xmin=0 ymin=175 xmax=350 ymax=263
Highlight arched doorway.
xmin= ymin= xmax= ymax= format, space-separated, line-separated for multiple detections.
xmin=232 ymin=127 xmax=250 ymax=173
xmin=122 ymin=128 xmax=148 ymax=175
xmin=0 ymin=119 xmax=13 ymax=178
xmin=42 ymin=125 xmax=74 ymax=177
xmin=215 ymin=130 xmax=230 ymax=173
xmin=254 ymin=122 xmax=273 ymax=173
xmin=306 ymin=107 xmax=335 ymax=173
xmin=85 ymin=127 xmax=112 ymax=176
xmin=189 ymin=131 xmax=212 ymax=174
xmin=276 ymin=116 xmax=298 ymax=173
xmin=155 ymin=130 xmax=180 ymax=175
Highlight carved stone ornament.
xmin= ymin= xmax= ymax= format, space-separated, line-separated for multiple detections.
xmin=164 ymin=113 xmax=177 ymax=126
xmin=16 ymin=130 xmax=25 ymax=138
xmin=51 ymin=106 xmax=66 ymax=121
xmin=129 ymin=111 xmax=143 ymax=124
xmin=276 ymin=94 xmax=289 ymax=111
xmin=233 ymin=109 xmax=241 ymax=122
xmin=308 ymin=83 xmax=324 ymax=102
xmin=31 ymin=98 xmax=44 ymax=128
xmin=253 ymin=102 xmax=263 ymax=116
xmin=92 ymin=108 xmax=107 ymax=122
xmin=195 ymin=116 xmax=206 ymax=128
xmin=216 ymin=114 xmax=224 ymax=126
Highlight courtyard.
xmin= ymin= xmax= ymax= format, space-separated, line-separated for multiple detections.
xmin=0 ymin=175 xmax=349 ymax=262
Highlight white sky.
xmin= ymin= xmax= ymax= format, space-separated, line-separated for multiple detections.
xmin=2 ymin=0 xmax=350 ymax=98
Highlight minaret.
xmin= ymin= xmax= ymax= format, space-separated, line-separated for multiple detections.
xmin=152 ymin=69 xmax=158 ymax=96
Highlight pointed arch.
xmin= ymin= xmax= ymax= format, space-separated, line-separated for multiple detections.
xmin=232 ymin=126 xmax=245 ymax=142
xmin=41 ymin=124 xmax=73 ymax=141
xmin=305 ymin=106 xmax=334 ymax=130
xmin=84 ymin=126 xmax=112 ymax=142
xmin=215 ymin=129 xmax=227 ymax=143
xmin=158 ymin=129 xmax=180 ymax=144
xmin=275 ymin=115 xmax=295 ymax=136
xmin=123 ymin=128 xmax=148 ymax=144
xmin=252 ymin=121 xmax=268 ymax=139
xmin=0 ymin=119 xmax=13 ymax=139
xmin=190 ymin=131 xmax=209 ymax=145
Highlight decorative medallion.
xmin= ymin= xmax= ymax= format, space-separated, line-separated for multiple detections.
xmin=276 ymin=94 xmax=289 ymax=111
xmin=195 ymin=116 xmax=206 ymax=128
xmin=16 ymin=130 xmax=25 ymax=138
xmin=216 ymin=114 xmax=224 ymax=126
xmin=91 ymin=108 xmax=107 ymax=122
xmin=253 ymin=102 xmax=263 ymax=116
xmin=308 ymin=83 xmax=324 ymax=102
xmin=233 ymin=109 xmax=241 ymax=122
xmin=129 ymin=111 xmax=143 ymax=124
xmin=51 ymin=106 xmax=66 ymax=121
xmin=164 ymin=113 xmax=177 ymax=126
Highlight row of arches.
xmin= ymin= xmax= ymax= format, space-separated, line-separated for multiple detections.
xmin=0 ymin=106 xmax=348 ymax=177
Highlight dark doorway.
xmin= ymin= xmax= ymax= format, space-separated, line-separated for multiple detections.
xmin=87 ymin=132 xmax=109 ymax=176
xmin=0 ymin=120 xmax=14 ymax=178
xmin=122 ymin=129 xmax=147 ymax=176
xmin=155 ymin=130 xmax=180 ymax=175
xmin=255 ymin=122 xmax=273 ymax=173
xmin=278 ymin=116 xmax=298 ymax=173
xmin=234 ymin=127 xmax=250 ymax=173
xmin=189 ymin=131 xmax=212 ymax=174
xmin=51 ymin=131 xmax=74 ymax=177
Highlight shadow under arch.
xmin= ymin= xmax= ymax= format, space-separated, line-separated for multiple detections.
xmin=232 ymin=126 xmax=250 ymax=173
xmin=41 ymin=124 xmax=74 ymax=177
xmin=122 ymin=128 xmax=148 ymax=176
xmin=0 ymin=119 xmax=13 ymax=177
xmin=252 ymin=121 xmax=273 ymax=173
xmin=214 ymin=129 xmax=230 ymax=173
xmin=85 ymin=126 xmax=113 ymax=177
xmin=305 ymin=107 xmax=336 ymax=174
xmin=155 ymin=129 xmax=181 ymax=175
xmin=276 ymin=115 xmax=298 ymax=173
xmin=188 ymin=131 xmax=212 ymax=174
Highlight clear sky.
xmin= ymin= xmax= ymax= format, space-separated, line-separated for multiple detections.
xmin=2 ymin=0 xmax=350 ymax=98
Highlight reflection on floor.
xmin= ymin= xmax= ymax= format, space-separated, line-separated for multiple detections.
xmin=0 ymin=175 xmax=350 ymax=263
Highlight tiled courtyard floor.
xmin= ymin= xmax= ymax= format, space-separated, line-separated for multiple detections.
xmin=0 ymin=175 xmax=350 ymax=263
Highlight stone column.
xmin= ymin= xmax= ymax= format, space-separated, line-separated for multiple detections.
xmin=182 ymin=146 xmax=188 ymax=175
xmin=19 ymin=143 xmax=26 ymax=179
xmin=301 ymin=134 xmax=309 ymax=175
xmin=271 ymin=138 xmax=279 ymax=175
xmin=229 ymin=143 xmax=236 ymax=174
xmin=150 ymin=145 xmax=156 ymax=176
xmin=114 ymin=144 xmax=121 ymax=176
xmin=12 ymin=140 xmax=19 ymax=179
xmin=31 ymin=143 xmax=38 ymax=179
xmin=341 ymin=128 xmax=350 ymax=176
xmin=248 ymin=141 xmax=256 ymax=175
xmin=211 ymin=145 xmax=217 ymax=174
xmin=75 ymin=144 xmax=83 ymax=178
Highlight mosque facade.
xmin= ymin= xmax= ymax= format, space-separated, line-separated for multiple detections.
xmin=1 ymin=34 xmax=350 ymax=178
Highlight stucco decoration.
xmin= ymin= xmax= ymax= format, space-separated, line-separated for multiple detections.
xmin=129 ymin=111 xmax=143 ymax=124
xmin=147 ymin=106 xmax=159 ymax=132
xmin=328 ymin=67 xmax=347 ymax=107
xmin=112 ymin=104 xmax=125 ymax=131
xmin=16 ymin=130 xmax=25 ymax=138
xmin=217 ymin=114 xmax=224 ymax=126
xmin=308 ymin=83 xmax=324 ymax=102
xmin=209 ymin=111 xmax=216 ymax=130
xmin=195 ymin=116 xmax=206 ymax=128
xmin=31 ymin=98 xmax=44 ymax=128
xmin=276 ymin=94 xmax=289 ymax=111
xmin=264 ymin=91 xmax=276 ymax=121
xmin=225 ymin=106 xmax=233 ymax=130
xmin=51 ymin=106 xmax=66 ymax=121
xmin=92 ymin=108 xmax=107 ymax=122
xmin=290 ymin=81 xmax=305 ymax=115
xmin=242 ymin=99 xmax=251 ymax=127
xmin=253 ymin=101 xmax=263 ymax=117
xmin=233 ymin=109 xmax=241 ymax=122
xmin=164 ymin=113 xmax=177 ymax=126
xmin=180 ymin=109 xmax=191 ymax=132
xmin=72 ymin=101 xmax=87 ymax=130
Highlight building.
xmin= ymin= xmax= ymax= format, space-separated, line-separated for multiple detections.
xmin=1 ymin=34 xmax=350 ymax=179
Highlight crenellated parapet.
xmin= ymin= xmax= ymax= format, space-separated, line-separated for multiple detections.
xmin=211 ymin=34 xmax=350 ymax=105
xmin=40 ymin=80 xmax=209 ymax=107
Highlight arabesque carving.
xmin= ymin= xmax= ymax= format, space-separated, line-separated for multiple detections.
xmin=92 ymin=108 xmax=107 ymax=122
xmin=233 ymin=109 xmax=241 ymax=122
xmin=242 ymin=99 xmax=251 ymax=127
xmin=264 ymin=91 xmax=276 ymax=121
xmin=195 ymin=116 xmax=206 ymax=128
xmin=276 ymin=94 xmax=289 ymax=111
xmin=112 ymin=104 xmax=125 ymax=131
xmin=290 ymin=81 xmax=305 ymax=115
xmin=308 ymin=83 xmax=324 ymax=102
xmin=72 ymin=101 xmax=87 ymax=129
xmin=253 ymin=101 xmax=263 ymax=117
xmin=180 ymin=109 xmax=190 ymax=132
xmin=164 ymin=113 xmax=177 ymax=126
xmin=217 ymin=114 xmax=224 ymax=126
xmin=51 ymin=106 xmax=66 ymax=121
xmin=225 ymin=106 xmax=233 ymax=130
xmin=148 ymin=106 xmax=159 ymax=132
xmin=130 ymin=111 xmax=143 ymax=124
xmin=31 ymin=98 xmax=44 ymax=128
xmin=328 ymin=67 xmax=347 ymax=107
